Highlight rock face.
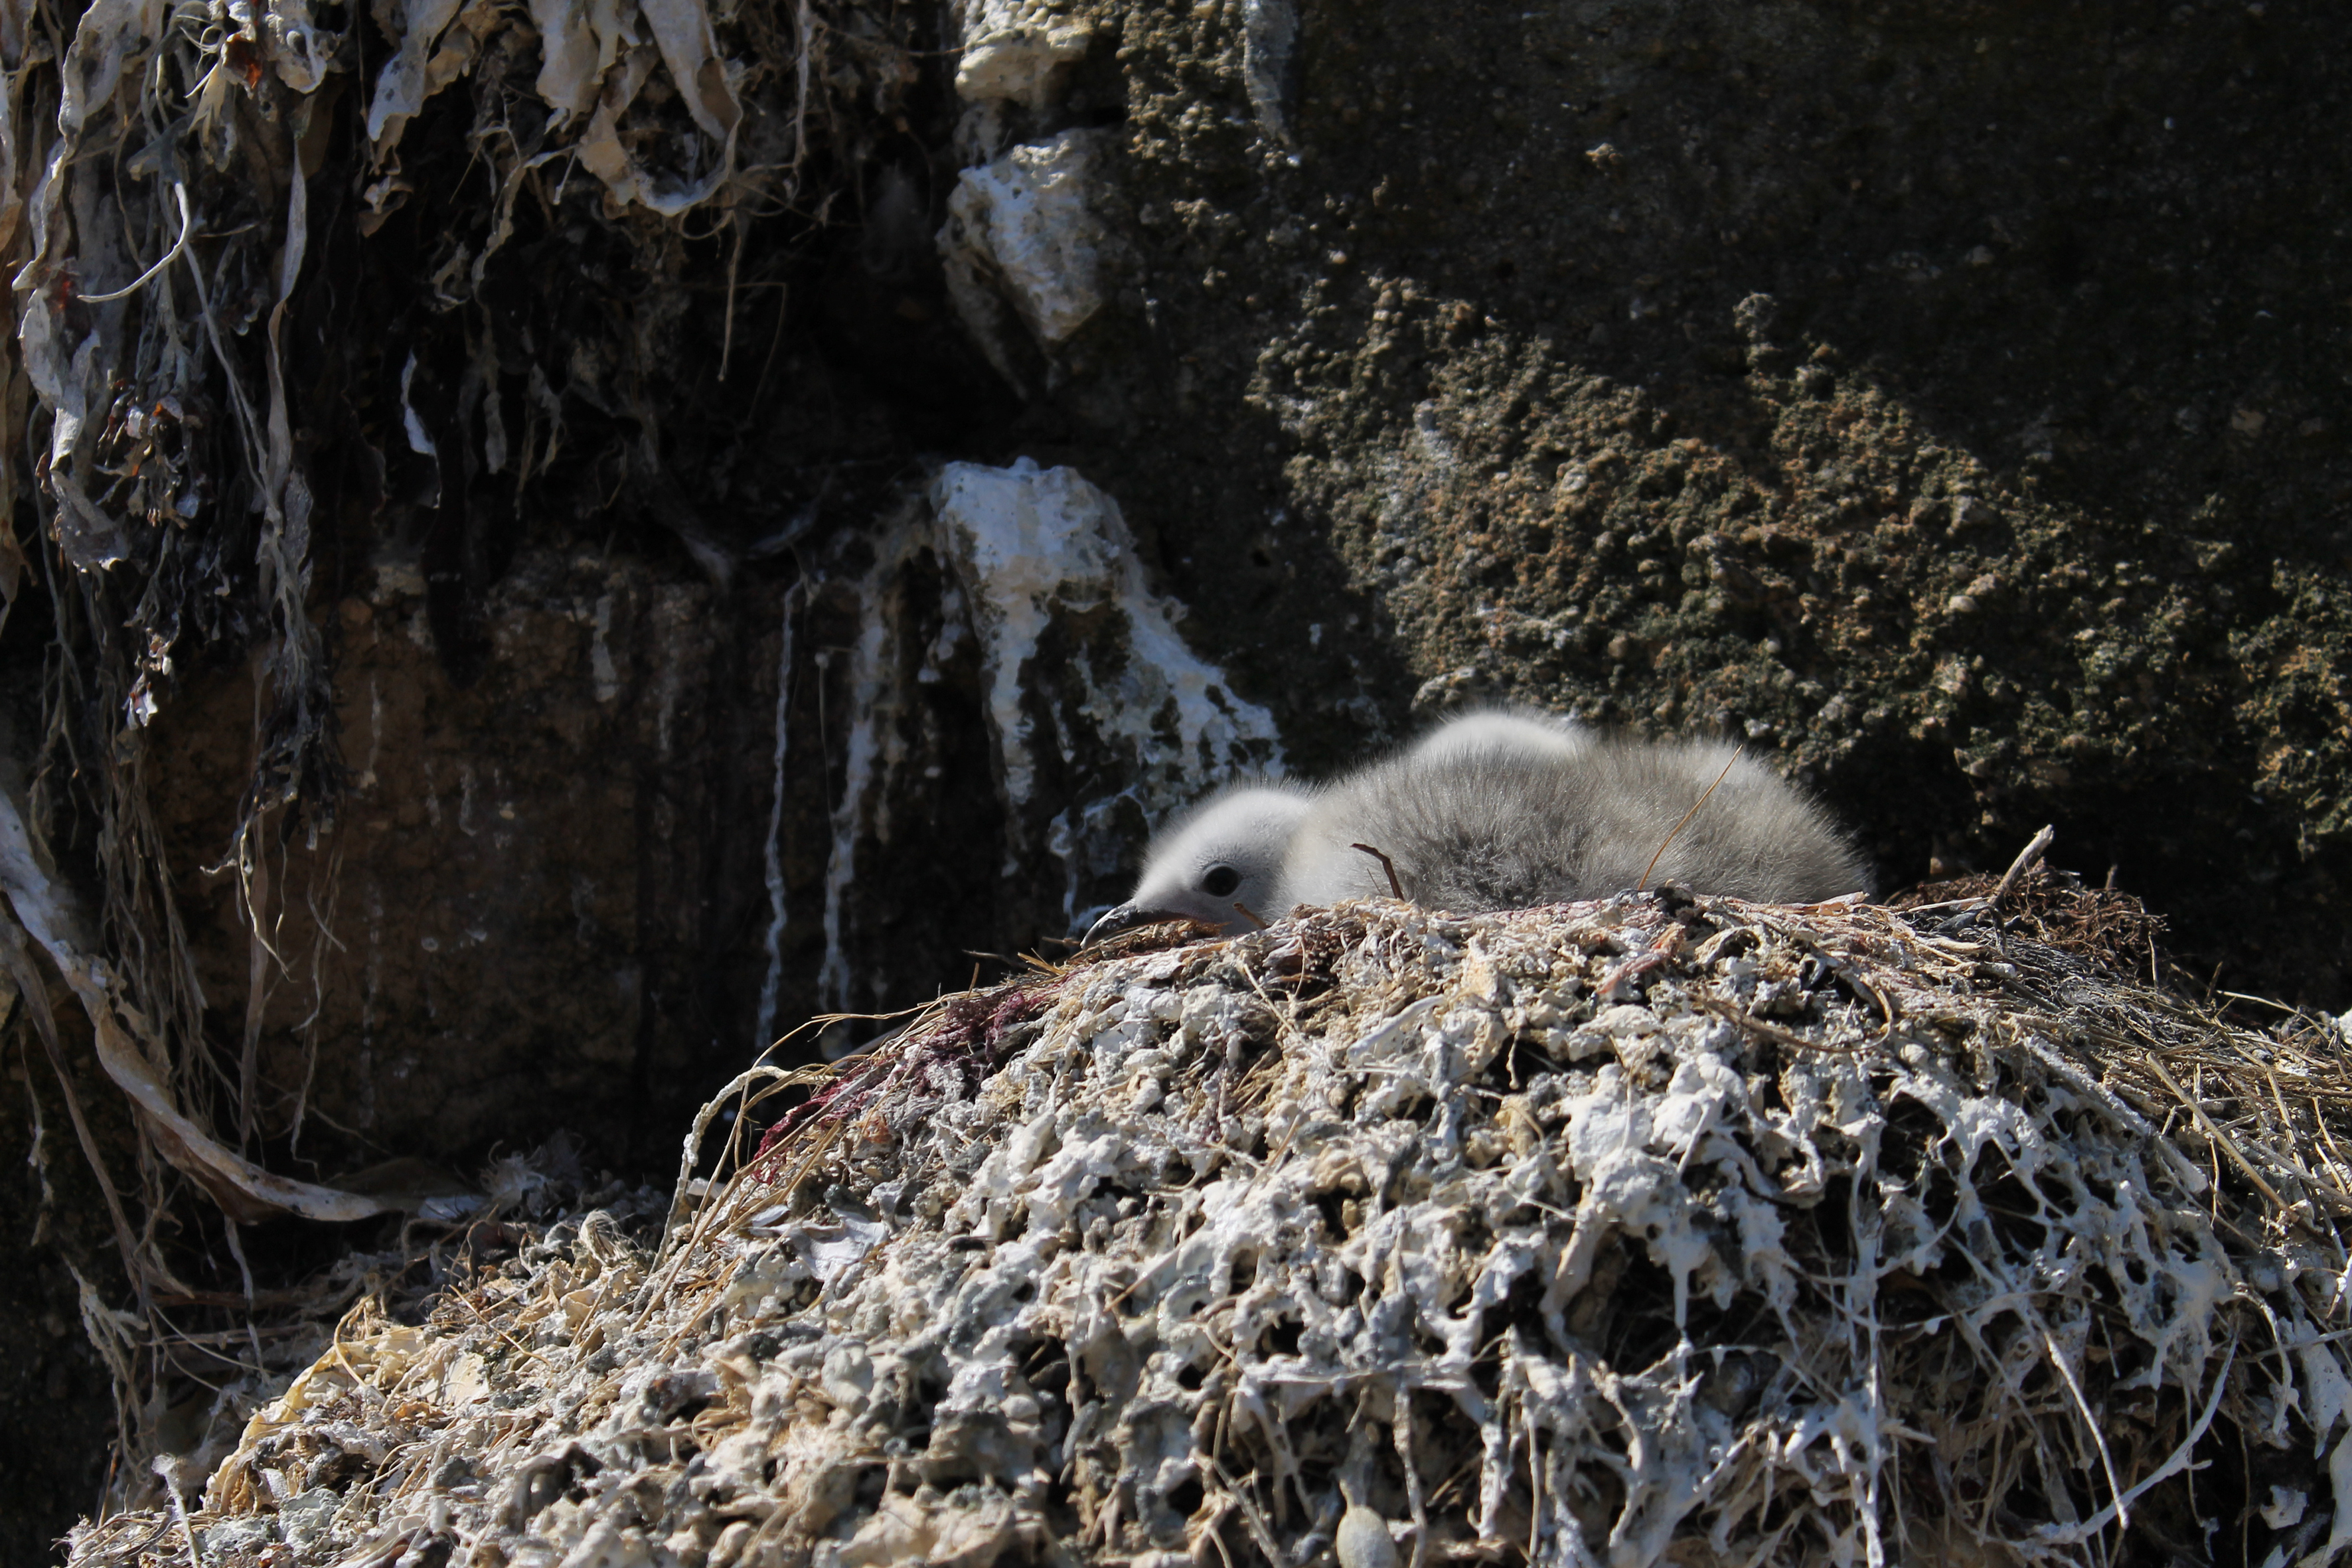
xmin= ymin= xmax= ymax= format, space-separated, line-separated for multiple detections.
xmin=61 ymin=894 xmax=2352 ymax=1567
xmin=1 ymin=0 xmax=2349 ymax=1543
xmin=1018 ymin=0 xmax=2352 ymax=1002
xmin=145 ymin=551 xmax=795 ymax=1162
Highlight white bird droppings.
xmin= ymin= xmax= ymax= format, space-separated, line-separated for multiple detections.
xmin=131 ymin=894 xmax=2352 ymax=1568
xmin=934 ymin=457 xmax=1283 ymax=892
xmin=940 ymin=129 xmax=1111 ymax=378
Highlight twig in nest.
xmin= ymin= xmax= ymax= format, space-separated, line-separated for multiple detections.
xmin=1693 ymin=991 xmax=1873 ymax=1056
xmin=1206 ymin=1453 xmax=1289 ymax=1568
xmin=2031 ymin=1340 xmax=2237 ymax=1545
xmin=1352 ymin=842 xmax=1405 ymax=899
xmin=963 ymin=949 xmax=1062 ymax=977
xmin=1233 ymin=901 xmax=1269 ymax=929
xmin=155 ymin=1457 xmax=201 ymax=1568
xmin=1768 ymin=918 xmax=1899 ymax=1029
xmin=1640 ymin=746 xmax=1741 ymax=892
xmin=2144 ymin=1056 xmax=2291 ymax=1212
xmin=1990 ymin=824 xmax=2056 ymax=909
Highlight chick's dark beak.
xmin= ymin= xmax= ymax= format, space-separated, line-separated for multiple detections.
xmin=1083 ymin=901 xmax=1164 ymax=946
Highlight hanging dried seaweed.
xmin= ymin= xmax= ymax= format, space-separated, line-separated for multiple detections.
xmin=0 ymin=0 xmax=928 ymax=1506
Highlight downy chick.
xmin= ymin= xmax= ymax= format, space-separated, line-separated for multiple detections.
xmin=1405 ymin=705 xmax=1589 ymax=763
xmin=1279 ymin=731 xmax=1869 ymax=913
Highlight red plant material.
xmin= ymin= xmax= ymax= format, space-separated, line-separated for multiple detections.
xmin=753 ymin=977 xmax=1067 ymax=1160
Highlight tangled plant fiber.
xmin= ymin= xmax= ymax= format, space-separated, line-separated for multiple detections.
xmin=1 ymin=0 xmax=920 ymax=1486
xmin=66 ymin=890 xmax=2352 ymax=1565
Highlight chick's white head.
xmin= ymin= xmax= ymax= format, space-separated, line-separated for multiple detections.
xmin=1086 ymin=785 xmax=1312 ymax=941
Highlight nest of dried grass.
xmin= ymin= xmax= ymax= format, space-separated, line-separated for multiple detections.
xmin=66 ymin=890 xmax=2352 ymax=1567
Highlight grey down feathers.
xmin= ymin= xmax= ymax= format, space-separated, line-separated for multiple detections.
xmin=1090 ymin=709 xmax=1871 ymax=941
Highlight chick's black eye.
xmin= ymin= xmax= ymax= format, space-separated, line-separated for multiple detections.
xmin=1202 ymin=865 xmax=1241 ymax=898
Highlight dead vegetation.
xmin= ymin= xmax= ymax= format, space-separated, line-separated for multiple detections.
xmin=0 ymin=0 xmax=924 ymax=1514
xmin=61 ymin=888 xmax=2352 ymax=1566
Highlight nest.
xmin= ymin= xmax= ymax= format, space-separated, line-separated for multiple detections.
xmin=66 ymin=890 xmax=2352 ymax=1567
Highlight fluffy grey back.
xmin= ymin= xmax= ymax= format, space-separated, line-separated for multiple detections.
xmin=1408 ymin=706 xmax=1588 ymax=762
xmin=1279 ymin=734 xmax=1869 ymax=913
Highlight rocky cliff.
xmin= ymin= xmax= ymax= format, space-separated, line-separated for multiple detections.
xmin=0 ymin=0 xmax=2345 ymax=1550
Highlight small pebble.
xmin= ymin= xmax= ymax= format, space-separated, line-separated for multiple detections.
xmin=1334 ymin=1505 xmax=1401 ymax=1568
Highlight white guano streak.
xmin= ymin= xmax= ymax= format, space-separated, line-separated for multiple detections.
xmin=931 ymin=456 xmax=1284 ymax=817
xmin=755 ymin=583 xmax=798 ymax=1048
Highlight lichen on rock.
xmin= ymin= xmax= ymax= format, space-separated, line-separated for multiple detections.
xmin=74 ymin=891 xmax=2352 ymax=1566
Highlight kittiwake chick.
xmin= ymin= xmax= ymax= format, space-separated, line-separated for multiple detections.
xmin=1085 ymin=784 xmax=1312 ymax=941
xmin=1083 ymin=710 xmax=1572 ymax=943
xmin=1280 ymin=731 xmax=1870 ymax=913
